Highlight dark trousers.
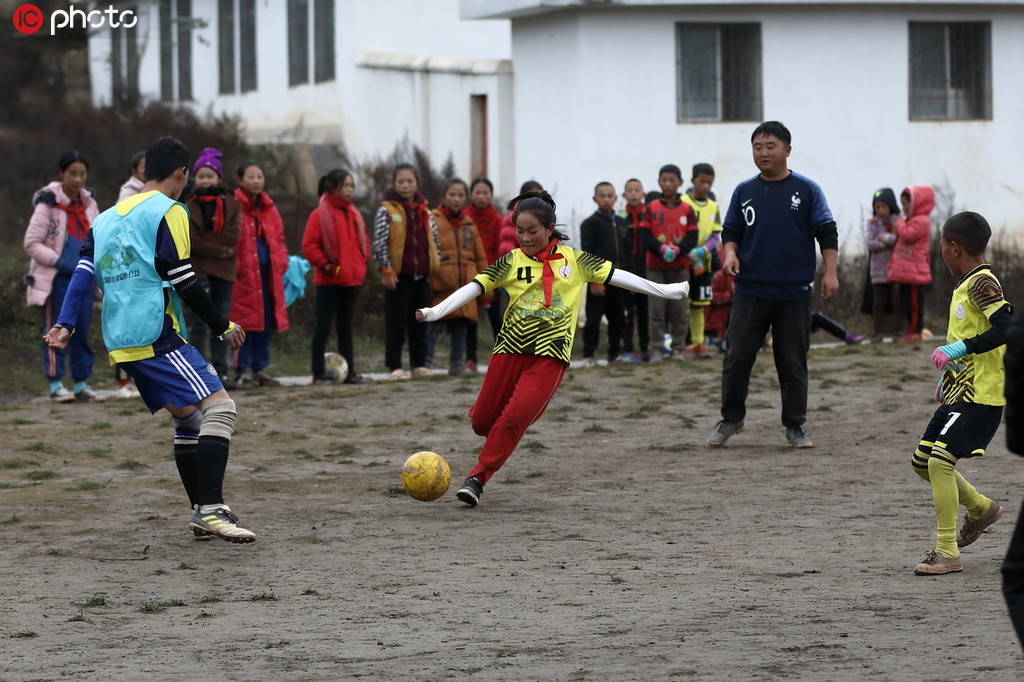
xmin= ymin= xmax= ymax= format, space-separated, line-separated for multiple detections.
xmin=186 ymin=276 xmax=234 ymax=377
xmin=721 ymin=292 xmax=810 ymax=427
xmin=622 ymin=292 xmax=650 ymax=354
xmin=311 ymin=284 xmax=360 ymax=379
xmin=810 ymin=311 xmax=847 ymax=341
xmin=583 ymin=285 xmax=627 ymax=360
xmin=385 ymin=274 xmax=431 ymax=370
xmin=899 ymin=283 xmax=926 ymax=334
xmin=236 ymin=330 xmax=271 ymax=375
xmin=1003 ymin=503 xmax=1024 ymax=648
xmin=43 ymin=274 xmax=94 ymax=382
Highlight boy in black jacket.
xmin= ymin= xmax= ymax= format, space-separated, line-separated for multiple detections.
xmin=580 ymin=181 xmax=627 ymax=366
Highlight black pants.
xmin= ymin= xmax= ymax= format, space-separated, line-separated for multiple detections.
xmin=899 ymin=283 xmax=926 ymax=334
xmin=186 ymin=276 xmax=234 ymax=377
xmin=583 ymin=285 xmax=627 ymax=360
xmin=311 ymin=284 xmax=360 ymax=379
xmin=622 ymin=292 xmax=650 ymax=354
xmin=385 ymin=274 xmax=430 ymax=371
xmin=1003 ymin=503 xmax=1024 ymax=648
xmin=721 ymin=292 xmax=810 ymax=427
xmin=810 ymin=311 xmax=847 ymax=341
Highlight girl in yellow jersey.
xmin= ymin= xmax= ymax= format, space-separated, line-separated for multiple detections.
xmin=911 ymin=211 xmax=1012 ymax=575
xmin=417 ymin=191 xmax=690 ymax=507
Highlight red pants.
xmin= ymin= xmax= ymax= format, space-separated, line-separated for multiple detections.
xmin=467 ymin=353 xmax=567 ymax=485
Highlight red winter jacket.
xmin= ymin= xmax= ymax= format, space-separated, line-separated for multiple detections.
xmin=230 ymin=188 xmax=290 ymax=332
xmin=465 ymin=203 xmax=503 ymax=266
xmin=497 ymin=211 xmax=518 ymax=256
xmin=302 ymin=193 xmax=369 ymax=287
xmin=886 ymin=185 xmax=934 ymax=286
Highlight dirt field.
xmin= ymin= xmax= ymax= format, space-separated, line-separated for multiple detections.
xmin=2 ymin=340 xmax=1023 ymax=680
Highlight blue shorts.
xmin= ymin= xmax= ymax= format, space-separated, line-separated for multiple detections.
xmin=120 ymin=345 xmax=223 ymax=413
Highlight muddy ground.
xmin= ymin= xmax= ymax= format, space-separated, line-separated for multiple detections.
xmin=2 ymin=340 xmax=1022 ymax=680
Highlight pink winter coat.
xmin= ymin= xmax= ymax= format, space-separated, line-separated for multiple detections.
xmin=23 ymin=181 xmax=99 ymax=306
xmin=230 ymin=188 xmax=290 ymax=332
xmin=887 ymin=185 xmax=934 ymax=286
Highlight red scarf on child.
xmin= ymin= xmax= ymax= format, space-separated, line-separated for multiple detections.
xmin=57 ymin=199 xmax=90 ymax=241
xmin=193 ymin=192 xmax=226 ymax=233
xmin=319 ymin=193 xmax=369 ymax=262
xmin=531 ymin=240 xmax=564 ymax=308
xmin=624 ymin=204 xmax=644 ymax=253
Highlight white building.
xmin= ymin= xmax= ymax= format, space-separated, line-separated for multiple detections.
xmin=90 ymin=0 xmax=1024 ymax=245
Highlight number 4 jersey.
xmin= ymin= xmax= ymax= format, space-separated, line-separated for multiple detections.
xmin=474 ymin=245 xmax=612 ymax=363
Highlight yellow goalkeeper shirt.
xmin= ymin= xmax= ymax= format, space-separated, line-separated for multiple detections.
xmin=942 ymin=264 xmax=1007 ymax=406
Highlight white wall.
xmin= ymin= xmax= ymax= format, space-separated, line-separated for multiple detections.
xmin=509 ymin=4 xmax=1024 ymax=250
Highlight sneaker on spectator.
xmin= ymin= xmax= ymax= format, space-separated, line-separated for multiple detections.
xmin=465 ymin=360 xmax=478 ymax=373
xmin=411 ymin=366 xmax=433 ymax=378
xmin=708 ymin=420 xmax=744 ymax=447
xmin=114 ymin=384 xmax=140 ymax=399
xmin=75 ymin=387 xmax=106 ymax=403
xmin=50 ymin=386 xmax=75 ymax=403
xmin=389 ymin=368 xmax=411 ymax=381
xmin=253 ymin=372 xmax=279 ymax=387
xmin=844 ymin=333 xmax=865 ymax=345
xmin=580 ymin=357 xmax=598 ymax=368
xmin=785 ymin=426 xmax=814 ymax=448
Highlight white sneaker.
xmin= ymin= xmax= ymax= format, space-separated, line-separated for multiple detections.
xmin=114 ymin=384 xmax=141 ymax=399
xmin=50 ymin=386 xmax=75 ymax=403
xmin=188 ymin=506 xmax=256 ymax=544
xmin=580 ymin=357 xmax=597 ymax=368
xmin=389 ymin=368 xmax=411 ymax=381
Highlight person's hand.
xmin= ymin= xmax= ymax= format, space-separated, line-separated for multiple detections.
xmin=43 ymin=325 xmax=70 ymax=350
xmin=589 ymin=282 xmax=605 ymax=297
xmin=722 ymin=251 xmax=740 ymax=276
xmin=820 ymin=272 xmax=839 ymax=299
xmin=321 ymin=262 xmax=339 ymax=276
xmin=381 ymin=268 xmax=398 ymax=290
xmin=416 ymin=307 xmax=437 ymax=323
xmin=659 ymin=245 xmax=678 ymax=263
xmin=689 ymin=247 xmax=707 ymax=276
xmin=931 ymin=341 xmax=967 ymax=370
xmin=220 ymin=322 xmax=246 ymax=350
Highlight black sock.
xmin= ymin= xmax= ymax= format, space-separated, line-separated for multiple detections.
xmin=173 ymin=442 xmax=200 ymax=507
xmin=195 ymin=435 xmax=230 ymax=506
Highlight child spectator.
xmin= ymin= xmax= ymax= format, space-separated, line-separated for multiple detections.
xmin=888 ymin=185 xmax=935 ymax=343
xmin=185 ymin=148 xmax=242 ymax=386
xmin=416 ymin=191 xmax=689 ymax=507
xmin=117 ymin=150 xmax=146 ymax=202
xmin=498 ymin=180 xmax=543 ymax=257
xmin=682 ymin=162 xmax=723 ymax=357
xmin=426 ymin=178 xmax=490 ymax=376
xmin=23 ymin=150 xmax=102 ymax=402
xmin=230 ymin=162 xmax=290 ymax=386
xmin=302 ymin=168 xmax=370 ymax=384
xmin=465 ymin=176 xmax=506 ymax=367
xmin=704 ymin=243 xmax=733 ymax=353
xmin=372 ymin=163 xmax=442 ymax=380
xmin=580 ymin=181 xmax=627 ymax=366
xmin=618 ymin=178 xmax=650 ymax=362
xmin=865 ymin=187 xmax=900 ymax=339
xmin=639 ymin=164 xmax=698 ymax=361
xmin=910 ymin=211 xmax=1011 ymax=575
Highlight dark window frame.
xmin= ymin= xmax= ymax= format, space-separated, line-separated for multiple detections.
xmin=676 ymin=22 xmax=762 ymax=123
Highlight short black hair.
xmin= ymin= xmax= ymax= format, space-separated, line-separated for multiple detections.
xmin=519 ymin=179 xmax=543 ymax=194
xmin=751 ymin=121 xmax=791 ymax=146
xmin=237 ymin=161 xmax=261 ymax=179
xmin=393 ymin=163 xmax=419 ymax=183
xmin=318 ymin=168 xmax=353 ymax=196
xmin=942 ymin=211 xmax=991 ymax=257
xmin=692 ymin=162 xmax=715 ymax=179
xmin=658 ymin=164 xmax=682 ymax=181
xmin=624 ymin=177 xmax=642 ymax=187
xmin=129 ymin=150 xmax=145 ymax=172
xmin=507 ymin=190 xmax=569 ymax=242
xmin=144 ymin=136 xmax=189 ymax=182
xmin=593 ymin=181 xmax=614 ymax=195
xmin=443 ymin=177 xmax=469 ymax=195
xmin=470 ymin=177 xmax=493 ymax=193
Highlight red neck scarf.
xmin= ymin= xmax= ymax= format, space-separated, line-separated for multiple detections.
xmin=530 ymin=240 xmax=564 ymax=308
xmin=57 ymin=199 xmax=90 ymax=241
xmin=193 ymin=193 xmax=225 ymax=233
xmin=319 ymin=193 xmax=369 ymax=261
xmin=385 ymin=189 xmax=430 ymax=232
xmin=441 ymin=206 xmax=463 ymax=226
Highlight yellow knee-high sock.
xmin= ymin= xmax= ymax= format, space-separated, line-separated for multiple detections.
xmin=689 ymin=307 xmax=706 ymax=347
xmin=912 ymin=446 xmax=931 ymax=482
xmin=954 ymin=471 xmax=991 ymax=518
xmin=927 ymin=454 xmax=960 ymax=558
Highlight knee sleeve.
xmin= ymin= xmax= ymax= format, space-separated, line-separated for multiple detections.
xmin=199 ymin=399 xmax=236 ymax=441
xmin=911 ymin=444 xmax=932 ymax=482
xmin=173 ymin=409 xmax=204 ymax=444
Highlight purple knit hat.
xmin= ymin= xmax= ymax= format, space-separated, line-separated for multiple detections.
xmin=192 ymin=147 xmax=223 ymax=177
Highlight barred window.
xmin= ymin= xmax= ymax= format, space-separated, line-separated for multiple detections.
xmin=288 ymin=0 xmax=334 ymax=87
xmin=218 ymin=0 xmax=258 ymax=95
xmin=677 ymin=23 xmax=762 ymax=123
xmin=159 ymin=0 xmax=193 ymax=102
xmin=909 ymin=22 xmax=991 ymax=121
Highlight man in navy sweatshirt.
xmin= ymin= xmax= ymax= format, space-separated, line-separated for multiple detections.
xmin=707 ymin=121 xmax=839 ymax=449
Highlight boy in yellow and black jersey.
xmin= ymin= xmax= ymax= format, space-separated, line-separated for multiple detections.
xmin=910 ymin=211 xmax=1013 ymax=576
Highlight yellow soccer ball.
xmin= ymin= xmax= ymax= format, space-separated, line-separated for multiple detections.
xmin=401 ymin=451 xmax=451 ymax=501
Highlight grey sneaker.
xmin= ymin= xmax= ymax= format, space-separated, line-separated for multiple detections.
xmin=957 ymin=501 xmax=1004 ymax=548
xmin=708 ymin=420 xmax=744 ymax=447
xmin=914 ymin=550 xmax=963 ymax=575
xmin=785 ymin=426 xmax=813 ymax=448
xmin=188 ymin=506 xmax=256 ymax=543
xmin=456 ymin=477 xmax=483 ymax=507
xmin=75 ymin=387 xmax=106 ymax=403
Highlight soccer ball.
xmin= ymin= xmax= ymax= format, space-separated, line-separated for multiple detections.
xmin=324 ymin=352 xmax=349 ymax=382
xmin=401 ymin=451 xmax=452 ymax=501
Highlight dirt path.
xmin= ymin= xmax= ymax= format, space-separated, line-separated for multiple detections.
xmin=2 ymin=342 xmax=1022 ymax=680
